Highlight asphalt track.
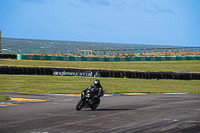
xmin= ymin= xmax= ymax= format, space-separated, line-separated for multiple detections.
xmin=0 ymin=91 xmax=200 ymax=133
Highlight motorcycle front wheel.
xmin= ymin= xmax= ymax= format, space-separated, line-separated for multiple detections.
xmin=76 ymin=99 xmax=84 ymax=111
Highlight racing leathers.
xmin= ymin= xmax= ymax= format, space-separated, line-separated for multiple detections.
xmin=88 ymin=83 xmax=104 ymax=104
xmin=89 ymin=83 xmax=103 ymax=97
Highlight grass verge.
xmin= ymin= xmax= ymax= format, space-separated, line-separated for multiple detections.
xmin=0 ymin=59 xmax=200 ymax=72
xmin=0 ymin=75 xmax=200 ymax=94
xmin=0 ymin=95 xmax=11 ymax=101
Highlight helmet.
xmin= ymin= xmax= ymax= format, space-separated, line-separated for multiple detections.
xmin=94 ymin=79 xmax=100 ymax=86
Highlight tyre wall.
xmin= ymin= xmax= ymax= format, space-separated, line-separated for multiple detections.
xmin=0 ymin=66 xmax=53 ymax=75
xmin=0 ymin=54 xmax=17 ymax=59
xmin=0 ymin=66 xmax=199 ymax=80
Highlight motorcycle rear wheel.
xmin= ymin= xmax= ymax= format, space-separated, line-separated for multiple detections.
xmin=76 ymin=99 xmax=84 ymax=111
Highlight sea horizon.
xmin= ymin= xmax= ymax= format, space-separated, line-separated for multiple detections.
xmin=1 ymin=37 xmax=197 ymax=55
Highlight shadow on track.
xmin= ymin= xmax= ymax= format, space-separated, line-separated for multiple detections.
xmin=83 ymin=109 xmax=132 ymax=111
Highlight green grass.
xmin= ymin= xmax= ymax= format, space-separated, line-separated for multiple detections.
xmin=2 ymin=59 xmax=200 ymax=72
xmin=0 ymin=95 xmax=11 ymax=101
xmin=0 ymin=59 xmax=200 ymax=72
xmin=0 ymin=59 xmax=200 ymax=94
xmin=0 ymin=75 xmax=200 ymax=94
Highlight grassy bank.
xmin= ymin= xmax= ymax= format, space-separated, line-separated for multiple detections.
xmin=0 ymin=95 xmax=11 ymax=101
xmin=0 ymin=75 xmax=200 ymax=94
xmin=0 ymin=59 xmax=200 ymax=72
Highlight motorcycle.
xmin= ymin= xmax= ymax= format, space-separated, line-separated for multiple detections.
xmin=76 ymin=88 xmax=103 ymax=111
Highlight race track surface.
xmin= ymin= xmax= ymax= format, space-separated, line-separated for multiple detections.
xmin=0 ymin=91 xmax=200 ymax=133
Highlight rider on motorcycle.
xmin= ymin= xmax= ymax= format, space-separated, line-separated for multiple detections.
xmin=76 ymin=79 xmax=104 ymax=111
xmin=87 ymin=79 xmax=104 ymax=103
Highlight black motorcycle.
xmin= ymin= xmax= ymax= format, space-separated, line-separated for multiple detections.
xmin=76 ymin=88 xmax=102 ymax=111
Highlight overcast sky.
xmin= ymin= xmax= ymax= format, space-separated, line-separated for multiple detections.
xmin=0 ymin=0 xmax=200 ymax=46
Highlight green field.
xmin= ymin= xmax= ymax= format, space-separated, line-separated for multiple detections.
xmin=0 ymin=59 xmax=200 ymax=94
xmin=0 ymin=75 xmax=200 ymax=94
xmin=0 ymin=59 xmax=200 ymax=72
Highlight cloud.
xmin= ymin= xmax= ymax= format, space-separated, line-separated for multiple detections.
xmin=140 ymin=0 xmax=174 ymax=14
xmin=111 ymin=0 xmax=128 ymax=10
xmin=144 ymin=8 xmax=156 ymax=14
xmin=81 ymin=0 xmax=111 ymax=6
xmin=68 ymin=3 xmax=79 ymax=8
xmin=151 ymin=3 xmax=174 ymax=14
xmin=132 ymin=3 xmax=141 ymax=9
xmin=22 ymin=0 xmax=46 ymax=3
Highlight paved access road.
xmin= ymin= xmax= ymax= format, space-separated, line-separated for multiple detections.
xmin=0 ymin=91 xmax=200 ymax=133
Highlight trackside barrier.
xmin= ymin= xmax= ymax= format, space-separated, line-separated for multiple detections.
xmin=79 ymin=47 xmax=200 ymax=56
xmin=0 ymin=66 xmax=53 ymax=75
xmin=0 ymin=66 xmax=199 ymax=80
xmin=0 ymin=54 xmax=17 ymax=59
xmin=16 ymin=54 xmax=200 ymax=61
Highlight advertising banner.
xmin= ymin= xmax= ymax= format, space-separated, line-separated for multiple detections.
xmin=53 ymin=69 xmax=101 ymax=77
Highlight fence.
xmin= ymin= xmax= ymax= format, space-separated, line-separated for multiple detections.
xmin=78 ymin=47 xmax=200 ymax=56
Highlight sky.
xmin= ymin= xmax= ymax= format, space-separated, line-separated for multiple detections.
xmin=0 ymin=0 xmax=200 ymax=47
